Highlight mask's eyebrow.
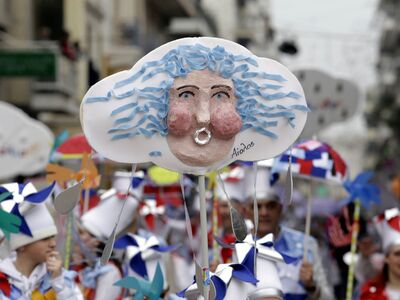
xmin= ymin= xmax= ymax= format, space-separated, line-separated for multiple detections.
xmin=211 ymin=85 xmax=232 ymax=90
xmin=176 ymin=85 xmax=200 ymax=90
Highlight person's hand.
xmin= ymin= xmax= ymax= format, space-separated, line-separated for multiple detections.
xmin=210 ymin=260 xmax=219 ymax=272
xmin=46 ymin=251 xmax=62 ymax=279
xmin=358 ymin=236 xmax=379 ymax=258
xmin=299 ymin=260 xmax=314 ymax=288
xmin=71 ymin=244 xmax=84 ymax=266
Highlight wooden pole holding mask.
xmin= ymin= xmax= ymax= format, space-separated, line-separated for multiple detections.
xmin=199 ymin=175 xmax=210 ymax=300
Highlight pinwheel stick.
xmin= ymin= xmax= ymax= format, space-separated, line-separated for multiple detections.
xmin=212 ymin=189 xmax=219 ymax=263
xmin=83 ymin=188 xmax=90 ymax=214
xmin=303 ymin=181 xmax=314 ymax=259
xmin=345 ymin=199 xmax=361 ymax=300
xmin=64 ymin=212 xmax=73 ymax=269
xmin=199 ymin=175 xmax=210 ymax=300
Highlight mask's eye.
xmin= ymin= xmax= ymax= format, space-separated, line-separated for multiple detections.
xmin=212 ymin=91 xmax=230 ymax=100
xmin=178 ymin=91 xmax=195 ymax=100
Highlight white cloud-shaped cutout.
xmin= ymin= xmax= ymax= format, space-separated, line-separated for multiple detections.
xmin=81 ymin=37 xmax=308 ymax=175
xmin=0 ymin=101 xmax=53 ymax=180
xmin=294 ymin=69 xmax=360 ymax=139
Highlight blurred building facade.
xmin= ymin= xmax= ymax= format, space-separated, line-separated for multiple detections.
xmin=0 ymin=0 xmax=277 ymax=136
xmin=365 ymin=0 xmax=400 ymax=173
xmin=202 ymin=0 xmax=276 ymax=58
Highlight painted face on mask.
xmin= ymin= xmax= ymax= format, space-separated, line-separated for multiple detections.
xmin=167 ymin=69 xmax=242 ymax=167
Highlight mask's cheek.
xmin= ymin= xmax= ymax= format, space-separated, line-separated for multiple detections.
xmin=211 ymin=105 xmax=242 ymax=139
xmin=167 ymin=105 xmax=193 ymax=136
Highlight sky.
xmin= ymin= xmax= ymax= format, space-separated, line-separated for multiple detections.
xmin=269 ymin=0 xmax=382 ymax=175
xmin=270 ymin=0 xmax=380 ymax=92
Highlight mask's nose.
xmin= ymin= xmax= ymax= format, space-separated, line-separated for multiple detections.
xmin=195 ymin=94 xmax=210 ymax=126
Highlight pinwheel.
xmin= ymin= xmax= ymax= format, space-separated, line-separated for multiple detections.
xmin=341 ymin=171 xmax=380 ymax=300
xmin=46 ymin=152 xmax=101 ymax=270
xmin=114 ymin=234 xmax=178 ymax=280
xmin=215 ymin=232 xmax=298 ymax=292
xmin=46 ymin=152 xmax=101 ymax=214
xmin=139 ymin=199 xmax=165 ymax=231
xmin=139 ymin=166 xmax=179 ymax=232
xmin=341 ymin=171 xmax=380 ymax=209
xmin=178 ymin=262 xmax=258 ymax=300
xmin=272 ymin=139 xmax=348 ymax=257
xmin=235 ymin=234 xmax=297 ymax=272
xmin=46 ymin=152 xmax=100 ymax=192
xmin=0 ymin=192 xmax=22 ymax=240
xmin=114 ymin=262 xmax=164 ymax=300
xmin=0 ymin=182 xmax=55 ymax=237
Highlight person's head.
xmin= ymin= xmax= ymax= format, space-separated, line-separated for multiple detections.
xmin=244 ymin=164 xmax=282 ymax=237
xmin=9 ymin=202 xmax=58 ymax=253
xmin=78 ymin=226 xmax=100 ymax=252
xmin=82 ymin=37 xmax=309 ymax=175
xmin=374 ymin=208 xmax=400 ymax=283
xmin=384 ymin=244 xmax=400 ymax=283
xmin=16 ymin=235 xmax=56 ymax=264
xmin=248 ymin=191 xmax=282 ymax=237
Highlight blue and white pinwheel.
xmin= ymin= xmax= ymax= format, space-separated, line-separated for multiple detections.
xmin=114 ymin=233 xmax=178 ymax=280
xmin=215 ymin=233 xmax=299 ymax=271
xmin=340 ymin=171 xmax=380 ymax=209
xmin=114 ymin=262 xmax=164 ymax=300
xmin=178 ymin=262 xmax=258 ymax=300
xmin=0 ymin=192 xmax=22 ymax=239
xmin=235 ymin=233 xmax=298 ymax=275
xmin=0 ymin=182 xmax=55 ymax=236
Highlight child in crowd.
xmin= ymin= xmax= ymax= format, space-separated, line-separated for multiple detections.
xmin=0 ymin=200 xmax=83 ymax=299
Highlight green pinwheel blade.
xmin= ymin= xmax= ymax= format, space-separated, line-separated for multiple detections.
xmin=0 ymin=192 xmax=12 ymax=203
xmin=0 ymin=192 xmax=22 ymax=239
xmin=115 ymin=263 xmax=165 ymax=300
xmin=139 ymin=281 xmax=151 ymax=294
xmin=149 ymin=263 xmax=164 ymax=300
xmin=114 ymin=276 xmax=141 ymax=290
xmin=0 ymin=211 xmax=21 ymax=232
xmin=1 ymin=230 xmax=10 ymax=240
xmin=114 ymin=276 xmax=152 ymax=299
xmin=133 ymin=291 xmax=145 ymax=300
xmin=0 ymin=212 xmax=22 ymax=240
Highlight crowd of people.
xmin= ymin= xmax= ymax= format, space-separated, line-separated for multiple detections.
xmin=0 ymin=162 xmax=396 ymax=300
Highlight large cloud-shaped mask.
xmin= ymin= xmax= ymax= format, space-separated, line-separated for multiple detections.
xmin=81 ymin=37 xmax=309 ymax=175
